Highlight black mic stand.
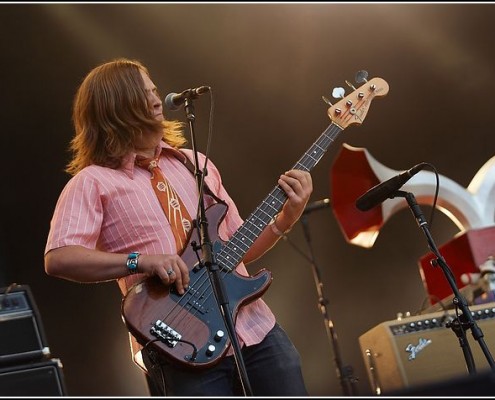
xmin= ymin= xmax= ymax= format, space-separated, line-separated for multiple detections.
xmin=285 ymin=212 xmax=359 ymax=396
xmin=183 ymin=96 xmax=253 ymax=396
xmin=394 ymin=190 xmax=495 ymax=374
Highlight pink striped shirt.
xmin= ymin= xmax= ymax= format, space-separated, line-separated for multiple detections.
xmin=45 ymin=141 xmax=275 ymax=360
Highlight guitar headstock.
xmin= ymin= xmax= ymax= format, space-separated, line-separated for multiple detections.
xmin=326 ymin=76 xmax=389 ymax=129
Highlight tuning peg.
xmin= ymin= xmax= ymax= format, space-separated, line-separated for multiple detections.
xmin=332 ymin=87 xmax=345 ymax=99
xmin=321 ymin=95 xmax=333 ymax=106
xmin=345 ymin=80 xmax=357 ymax=91
xmin=355 ymin=70 xmax=369 ymax=84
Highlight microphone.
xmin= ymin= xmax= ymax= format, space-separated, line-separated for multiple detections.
xmin=164 ymin=86 xmax=211 ymax=111
xmin=302 ymin=198 xmax=331 ymax=215
xmin=355 ymin=162 xmax=428 ymax=212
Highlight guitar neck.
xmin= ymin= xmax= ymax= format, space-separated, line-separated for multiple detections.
xmin=216 ymin=122 xmax=343 ymax=271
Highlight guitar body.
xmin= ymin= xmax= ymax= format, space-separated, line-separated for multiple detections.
xmin=122 ymin=203 xmax=273 ymax=369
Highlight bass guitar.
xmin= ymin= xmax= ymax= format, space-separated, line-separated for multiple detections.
xmin=121 ymin=75 xmax=389 ymax=369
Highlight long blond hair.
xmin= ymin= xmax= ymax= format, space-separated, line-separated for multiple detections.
xmin=66 ymin=58 xmax=186 ymax=175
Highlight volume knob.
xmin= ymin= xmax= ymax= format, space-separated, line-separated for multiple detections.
xmin=206 ymin=345 xmax=216 ymax=357
xmin=214 ymin=330 xmax=225 ymax=342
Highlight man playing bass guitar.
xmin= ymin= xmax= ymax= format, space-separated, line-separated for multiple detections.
xmin=44 ymin=58 xmax=312 ymax=396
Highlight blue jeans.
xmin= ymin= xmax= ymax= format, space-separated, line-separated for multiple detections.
xmin=143 ymin=323 xmax=308 ymax=396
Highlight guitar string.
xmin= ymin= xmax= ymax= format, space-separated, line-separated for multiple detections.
xmin=149 ymin=120 xmax=349 ymax=359
xmin=155 ymin=91 xmax=377 ymax=358
xmin=150 ymin=123 xmax=343 ymax=358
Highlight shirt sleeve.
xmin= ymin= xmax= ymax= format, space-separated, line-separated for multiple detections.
xmin=45 ymin=172 xmax=104 ymax=254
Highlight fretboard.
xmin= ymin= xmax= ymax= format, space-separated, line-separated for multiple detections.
xmin=216 ymin=122 xmax=343 ymax=271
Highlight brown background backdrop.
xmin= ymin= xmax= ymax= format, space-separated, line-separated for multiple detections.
xmin=1 ymin=3 xmax=494 ymax=396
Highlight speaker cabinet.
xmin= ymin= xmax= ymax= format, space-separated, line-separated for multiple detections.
xmin=0 ymin=358 xmax=67 ymax=396
xmin=359 ymin=301 xmax=495 ymax=394
xmin=0 ymin=284 xmax=50 ymax=365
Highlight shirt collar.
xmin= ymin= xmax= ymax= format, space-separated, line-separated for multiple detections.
xmin=121 ymin=140 xmax=187 ymax=179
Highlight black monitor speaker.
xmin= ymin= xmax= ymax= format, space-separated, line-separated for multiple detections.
xmin=0 ymin=283 xmax=51 ymax=365
xmin=0 ymin=358 xmax=67 ymax=396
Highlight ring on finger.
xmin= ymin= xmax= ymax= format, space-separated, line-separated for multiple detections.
xmin=166 ymin=268 xmax=174 ymax=276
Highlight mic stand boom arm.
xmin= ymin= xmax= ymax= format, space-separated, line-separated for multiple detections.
xmin=394 ymin=190 xmax=495 ymax=374
xmin=183 ymin=96 xmax=253 ymax=396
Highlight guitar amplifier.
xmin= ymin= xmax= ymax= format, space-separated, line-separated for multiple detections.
xmin=0 ymin=284 xmax=51 ymax=365
xmin=0 ymin=358 xmax=67 ymax=396
xmin=359 ymin=301 xmax=495 ymax=394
